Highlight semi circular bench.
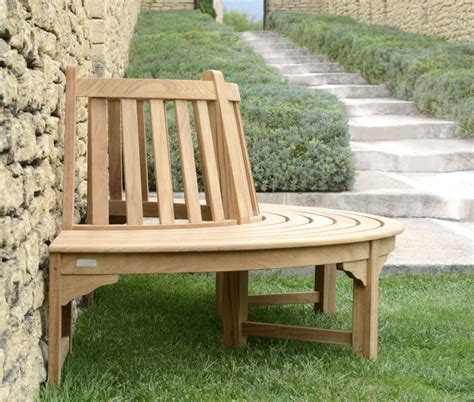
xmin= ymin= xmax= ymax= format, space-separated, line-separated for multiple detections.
xmin=48 ymin=68 xmax=403 ymax=385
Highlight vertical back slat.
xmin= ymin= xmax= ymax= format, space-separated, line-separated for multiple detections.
xmin=202 ymin=70 xmax=252 ymax=223
xmin=121 ymin=99 xmax=144 ymax=225
xmin=207 ymin=101 xmax=231 ymax=218
xmin=193 ymin=100 xmax=225 ymax=221
xmin=232 ymin=101 xmax=260 ymax=216
xmin=174 ymin=100 xmax=202 ymax=223
xmin=108 ymin=100 xmax=122 ymax=200
xmin=88 ymin=98 xmax=109 ymax=224
xmin=62 ymin=66 xmax=77 ymax=229
xmin=137 ymin=101 xmax=149 ymax=201
xmin=150 ymin=99 xmax=175 ymax=224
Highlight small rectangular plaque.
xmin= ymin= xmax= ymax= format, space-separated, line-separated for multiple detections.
xmin=76 ymin=259 xmax=97 ymax=268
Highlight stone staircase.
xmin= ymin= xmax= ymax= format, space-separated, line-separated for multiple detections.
xmin=241 ymin=31 xmax=474 ymax=273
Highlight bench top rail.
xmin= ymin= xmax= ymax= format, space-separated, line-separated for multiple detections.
xmin=62 ymin=66 xmax=261 ymax=230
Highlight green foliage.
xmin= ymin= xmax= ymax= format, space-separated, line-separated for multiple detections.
xmin=223 ymin=10 xmax=262 ymax=32
xmin=39 ymin=273 xmax=474 ymax=400
xmin=199 ymin=0 xmax=216 ymax=20
xmin=268 ymin=12 xmax=474 ymax=137
xmin=126 ymin=11 xmax=354 ymax=192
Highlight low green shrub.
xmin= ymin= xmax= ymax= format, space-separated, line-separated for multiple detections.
xmin=199 ymin=0 xmax=216 ymax=20
xmin=223 ymin=10 xmax=262 ymax=32
xmin=127 ymin=11 xmax=354 ymax=192
xmin=268 ymin=12 xmax=474 ymax=137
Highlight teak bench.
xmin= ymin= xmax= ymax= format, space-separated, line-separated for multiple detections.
xmin=48 ymin=67 xmax=403 ymax=385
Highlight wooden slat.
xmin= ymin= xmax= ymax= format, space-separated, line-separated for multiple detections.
xmin=233 ymin=101 xmax=260 ymax=217
xmin=150 ymin=99 xmax=175 ymax=224
xmin=174 ymin=100 xmax=202 ymax=223
xmin=60 ymin=337 xmax=70 ymax=369
xmin=72 ymin=220 xmax=236 ymax=230
xmin=242 ymin=321 xmax=352 ymax=345
xmin=76 ymin=78 xmax=241 ymax=101
xmin=88 ymin=98 xmax=109 ymax=224
xmin=352 ymin=240 xmax=380 ymax=358
xmin=62 ymin=66 xmax=77 ymax=229
xmin=248 ymin=291 xmax=320 ymax=306
xmin=108 ymin=100 xmax=122 ymax=200
xmin=48 ymin=253 xmax=61 ymax=386
xmin=207 ymin=100 xmax=232 ymax=219
xmin=203 ymin=70 xmax=252 ymax=223
xmin=222 ymin=271 xmax=248 ymax=347
xmin=314 ymin=264 xmax=336 ymax=314
xmin=108 ymin=199 xmax=211 ymax=221
xmin=56 ymin=242 xmax=372 ymax=273
xmin=193 ymin=100 xmax=225 ymax=221
xmin=61 ymin=302 xmax=73 ymax=352
xmin=121 ymin=99 xmax=144 ymax=225
xmin=137 ymin=101 xmax=149 ymax=201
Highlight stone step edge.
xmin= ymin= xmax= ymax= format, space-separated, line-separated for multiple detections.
xmin=256 ymin=191 xmax=474 ymax=221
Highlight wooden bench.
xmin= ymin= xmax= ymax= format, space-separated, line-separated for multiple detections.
xmin=48 ymin=67 xmax=403 ymax=385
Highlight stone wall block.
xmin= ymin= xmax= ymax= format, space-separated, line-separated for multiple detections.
xmin=1 ymin=0 xmax=141 ymax=398
xmin=266 ymin=0 xmax=473 ymax=42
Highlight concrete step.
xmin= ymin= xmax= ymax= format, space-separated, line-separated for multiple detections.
xmin=245 ymin=39 xmax=293 ymax=46
xmin=259 ymin=49 xmax=310 ymax=58
xmin=240 ymin=31 xmax=277 ymax=39
xmin=285 ymin=72 xmax=364 ymax=86
xmin=265 ymin=55 xmax=327 ymax=64
xmin=384 ymin=218 xmax=473 ymax=274
xmin=349 ymin=115 xmax=457 ymax=141
xmin=257 ymin=170 xmax=474 ymax=221
xmin=273 ymin=63 xmax=343 ymax=74
xmin=258 ymin=218 xmax=474 ymax=276
xmin=343 ymin=98 xmax=417 ymax=117
xmin=352 ymin=139 xmax=474 ymax=172
xmin=312 ymin=84 xmax=391 ymax=98
xmin=249 ymin=43 xmax=297 ymax=52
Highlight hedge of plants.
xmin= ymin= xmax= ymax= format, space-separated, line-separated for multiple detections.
xmin=126 ymin=11 xmax=354 ymax=192
xmin=268 ymin=12 xmax=474 ymax=137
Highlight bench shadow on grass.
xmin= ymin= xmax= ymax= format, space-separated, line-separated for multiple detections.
xmin=56 ymin=274 xmax=353 ymax=390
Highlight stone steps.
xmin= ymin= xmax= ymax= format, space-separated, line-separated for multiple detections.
xmin=352 ymin=139 xmax=474 ymax=172
xmin=265 ymin=55 xmax=327 ymax=64
xmin=259 ymin=48 xmax=310 ymax=58
xmin=257 ymin=170 xmax=474 ymax=221
xmin=241 ymin=31 xmax=474 ymax=224
xmin=343 ymin=98 xmax=417 ymax=117
xmin=285 ymin=72 xmax=365 ymax=86
xmin=349 ymin=115 xmax=457 ymax=140
xmin=313 ymin=84 xmax=391 ymax=98
xmin=273 ymin=63 xmax=343 ymax=74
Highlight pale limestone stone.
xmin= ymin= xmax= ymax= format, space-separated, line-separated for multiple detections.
xmin=266 ymin=0 xmax=474 ymax=42
xmin=0 ymin=163 xmax=24 ymax=215
xmin=2 ymin=1 xmax=141 ymax=398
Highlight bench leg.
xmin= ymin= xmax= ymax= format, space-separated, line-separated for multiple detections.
xmin=83 ymin=291 xmax=94 ymax=307
xmin=48 ymin=254 xmax=62 ymax=386
xmin=215 ymin=272 xmax=224 ymax=317
xmin=314 ymin=264 xmax=336 ymax=314
xmin=61 ymin=301 xmax=73 ymax=353
xmin=222 ymin=271 xmax=248 ymax=348
xmin=352 ymin=241 xmax=381 ymax=358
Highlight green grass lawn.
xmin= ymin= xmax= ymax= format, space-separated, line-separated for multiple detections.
xmin=39 ymin=273 xmax=473 ymax=401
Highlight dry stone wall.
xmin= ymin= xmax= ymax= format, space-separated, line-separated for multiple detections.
xmin=266 ymin=0 xmax=474 ymax=42
xmin=0 ymin=0 xmax=140 ymax=399
xmin=141 ymin=0 xmax=194 ymax=11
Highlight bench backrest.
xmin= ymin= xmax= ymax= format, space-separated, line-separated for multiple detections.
xmin=62 ymin=66 xmax=261 ymax=230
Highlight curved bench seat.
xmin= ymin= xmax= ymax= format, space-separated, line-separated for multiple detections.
xmin=50 ymin=204 xmax=403 ymax=253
